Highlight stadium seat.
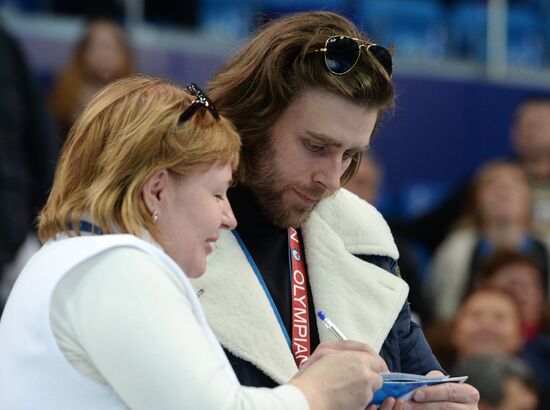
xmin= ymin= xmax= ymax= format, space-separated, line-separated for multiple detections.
xmin=450 ymin=2 xmax=546 ymax=69
xmin=259 ymin=0 xmax=348 ymax=16
xmin=198 ymin=0 xmax=256 ymax=38
xmin=356 ymin=0 xmax=448 ymax=62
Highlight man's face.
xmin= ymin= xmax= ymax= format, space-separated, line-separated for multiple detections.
xmin=512 ymin=102 xmax=550 ymax=180
xmin=247 ymin=88 xmax=378 ymax=228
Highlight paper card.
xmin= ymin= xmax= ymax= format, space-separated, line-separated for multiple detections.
xmin=369 ymin=372 xmax=468 ymax=406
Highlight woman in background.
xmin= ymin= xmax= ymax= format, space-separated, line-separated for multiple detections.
xmin=50 ymin=18 xmax=133 ymax=139
xmin=0 ymin=75 xmax=386 ymax=410
xmin=427 ymin=159 xmax=550 ymax=321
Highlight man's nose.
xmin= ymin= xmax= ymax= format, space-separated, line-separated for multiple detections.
xmin=312 ymin=157 xmax=345 ymax=191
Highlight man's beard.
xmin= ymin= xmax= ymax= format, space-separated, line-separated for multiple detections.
xmin=244 ymin=140 xmax=335 ymax=228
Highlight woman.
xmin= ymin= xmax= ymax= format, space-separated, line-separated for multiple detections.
xmin=0 ymin=76 xmax=385 ymax=409
xmin=427 ymin=159 xmax=550 ymax=321
xmin=478 ymin=251 xmax=550 ymax=409
xmin=479 ymin=250 xmax=550 ymax=341
xmin=451 ymin=288 xmax=525 ymax=362
xmin=50 ymin=18 xmax=134 ymax=140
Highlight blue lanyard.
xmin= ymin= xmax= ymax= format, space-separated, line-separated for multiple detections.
xmin=232 ymin=230 xmax=292 ymax=349
xmin=68 ymin=220 xmax=103 ymax=235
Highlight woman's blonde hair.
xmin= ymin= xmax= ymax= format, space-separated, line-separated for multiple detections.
xmin=39 ymin=75 xmax=240 ymax=243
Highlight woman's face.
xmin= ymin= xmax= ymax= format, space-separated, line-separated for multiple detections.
xmin=84 ymin=22 xmax=128 ymax=82
xmin=486 ymin=263 xmax=544 ymax=324
xmin=476 ymin=165 xmax=532 ymax=225
xmin=452 ymin=291 xmax=523 ymax=359
xmin=153 ymin=163 xmax=236 ymax=277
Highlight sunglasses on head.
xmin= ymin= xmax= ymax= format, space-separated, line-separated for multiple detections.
xmin=178 ymin=83 xmax=220 ymax=123
xmin=312 ymin=35 xmax=393 ymax=77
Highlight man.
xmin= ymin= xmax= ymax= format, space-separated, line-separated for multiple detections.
xmin=192 ymin=11 xmax=479 ymax=408
xmin=512 ymin=98 xmax=550 ymax=183
xmin=511 ymin=98 xmax=550 ymax=236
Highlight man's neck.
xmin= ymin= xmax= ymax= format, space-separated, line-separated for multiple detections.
xmin=228 ymin=184 xmax=286 ymax=234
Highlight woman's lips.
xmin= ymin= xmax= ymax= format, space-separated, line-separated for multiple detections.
xmin=205 ymin=235 xmax=218 ymax=254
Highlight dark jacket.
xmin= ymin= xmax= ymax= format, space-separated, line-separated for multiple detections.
xmin=225 ymin=253 xmax=442 ymax=387
xmin=194 ymin=186 xmax=443 ymax=387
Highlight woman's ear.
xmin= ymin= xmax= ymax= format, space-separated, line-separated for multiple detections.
xmin=142 ymin=169 xmax=168 ymax=214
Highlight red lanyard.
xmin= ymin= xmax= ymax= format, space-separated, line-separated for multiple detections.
xmin=288 ymin=228 xmax=310 ymax=367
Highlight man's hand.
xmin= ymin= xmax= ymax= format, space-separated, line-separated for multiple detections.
xmin=366 ymin=370 xmax=480 ymax=410
xmin=290 ymin=341 xmax=389 ymax=410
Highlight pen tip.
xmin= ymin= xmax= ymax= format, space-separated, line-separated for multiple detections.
xmin=317 ymin=310 xmax=326 ymax=320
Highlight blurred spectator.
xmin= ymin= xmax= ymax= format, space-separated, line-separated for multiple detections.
xmin=452 ymin=355 xmax=539 ymax=410
xmin=49 ymin=18 xmax=134 ymax=140
xmin=427 ymin=160 xmax=549 ymax=321
xmin=511 ymin=98 xmax=550 ymax=237
xmin=427 ymin=286 xmax=550 ymax=409
xmin=343 ymin=152 xmax=382 ymax=205
xmin=391 ymin=97 xmax=550 ymax=258
xmin=451 ymin=288 xmax=524 ymax=364
xmin=426 ymin=287 xmax=523 ymax=372
xmin=344 ymin=153 xmax=429 ymax=323
xmin=479 ymin=251 xmax=550 ymax=341
xmin=0 ymin=20 xmax=59 ymax=310
xmin=477 ymin=251 xmax=550 ymax=408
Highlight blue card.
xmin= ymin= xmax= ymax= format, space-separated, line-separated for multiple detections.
xmin=369 ymin=372 xmax=468 ymax=407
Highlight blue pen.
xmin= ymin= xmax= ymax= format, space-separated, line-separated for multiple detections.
xmin=317 ymin=311 xmax=348 ymax=341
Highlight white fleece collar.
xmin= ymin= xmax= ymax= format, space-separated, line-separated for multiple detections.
xmin=191 ymin=189 xmax=408 ymax=384
xmin=312 ymin=189 xmax=399 ymax=259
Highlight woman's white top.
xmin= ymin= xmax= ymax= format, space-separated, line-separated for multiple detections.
xmin=0 ymin=234 xmax=307 ymax=410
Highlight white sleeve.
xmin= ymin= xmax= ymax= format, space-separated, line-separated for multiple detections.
xmin=50 ymin=247 xmax=309 ymax=410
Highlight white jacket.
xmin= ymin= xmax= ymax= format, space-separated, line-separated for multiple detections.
xmin=192 ymin=189 xmax=409 ymax=383
xmin=0 ymin=235 xmax=307 ymax=410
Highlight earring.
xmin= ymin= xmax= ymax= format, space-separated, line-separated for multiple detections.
xmin=152 ymin=210 xmax=159 ymax=222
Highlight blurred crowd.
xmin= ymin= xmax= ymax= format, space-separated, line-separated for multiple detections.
xmin=0 ymin=17 xmax=135 ymax=304
xmin=1 ymin=4 xmax=550 ymax=409
xmin=3 ymin=0 xmax=550 ymax=69
xmin=345 ymin=97 xmax=550 ymax=409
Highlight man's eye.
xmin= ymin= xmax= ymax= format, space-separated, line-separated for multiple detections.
xmin=305 ymin=140 xmax=325 ymax=152
xmin=342 ymin=151 xmax=354 ymax=160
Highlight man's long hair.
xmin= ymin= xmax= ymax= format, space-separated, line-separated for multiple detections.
xmin=208 ymin=11 xmax=395 ymax=186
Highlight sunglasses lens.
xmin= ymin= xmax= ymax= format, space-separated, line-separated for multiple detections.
xmin=324 ymin=36 xmax=360 ymax=74
xmin=368 ymin=45 xmax=393 ymax=77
